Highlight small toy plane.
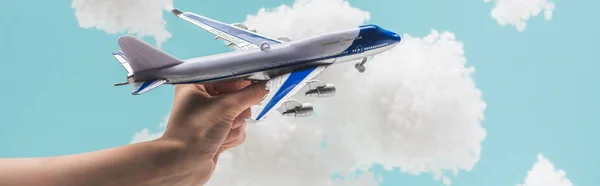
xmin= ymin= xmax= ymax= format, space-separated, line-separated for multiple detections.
xmin=112 ymin=8 xmax=401 ymax=121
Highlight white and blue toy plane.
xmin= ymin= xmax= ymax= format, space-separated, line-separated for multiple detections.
xmin=112 ymin=8 xmax=401 ymax=121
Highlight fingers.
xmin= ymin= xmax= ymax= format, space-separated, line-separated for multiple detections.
xmin=223 ymin=123 xmax=246 ymax=144
xmin=174 ymin=84 xmax=211 ymax=100
xmin=221 ymin=129 xmax=247 ymax=153
xmin=213 ymin=130 xmax=246 ymax=163
xmin=178 ymin=80 xmax=249 ymax=97
xmin=220 ymin=133 xmax=246 ymax=154
xmin=232 ymin=108 xmax=251 ymax=129
xmin=212 ymin=80 xmax=251 ymax=95
xmin=225 ymin=109 xmax=248 ymax=144
xmin=220 ymin=81 xmax=269 ymax=111
xmin=204 ymin=84 xmax=216 ymax=95
xmin=213 ymin=123 xmax=247 ymax=163
xmin=240 ymin=108 xmax=252 ymax=118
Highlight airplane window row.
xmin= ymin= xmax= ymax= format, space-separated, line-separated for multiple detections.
xmin=322 ymin=41 xmax=340 ymax=46
xmin=364 ymin=42 xmax=390 ymax=51
xmin=345 ymin=36 xmax=362 ymax=42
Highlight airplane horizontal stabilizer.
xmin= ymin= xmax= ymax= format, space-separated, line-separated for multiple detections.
xmin=132 ymin=79 xmax=167 ymax=95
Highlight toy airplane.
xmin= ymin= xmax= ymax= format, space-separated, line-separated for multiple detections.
xmin=111 ymin=8 xmax=401 ymax=121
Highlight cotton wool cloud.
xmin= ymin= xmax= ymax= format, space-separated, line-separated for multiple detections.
xmin=71 ymin=0 xmax=173 ymax=48
xmin=484 ymin=0 xmax=556 ymax=31
xmin=517 ymin=154 xmax=573 ymax=186
xmin=131 ymin=0 xmax=487 ymax=185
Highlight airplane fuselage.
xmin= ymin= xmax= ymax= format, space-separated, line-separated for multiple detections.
xmin=134 ymin=24 xmax=401 ymax=84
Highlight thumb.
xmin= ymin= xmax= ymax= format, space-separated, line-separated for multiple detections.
xmin=220 ymin=81 xmax=269 ymax=112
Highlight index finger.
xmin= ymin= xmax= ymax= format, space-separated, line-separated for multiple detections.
xmin=211 ymin=80 xmax=251 ymax=96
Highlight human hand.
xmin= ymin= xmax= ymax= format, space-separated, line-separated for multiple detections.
xmin=0 ymin=80 xmax=268 ymax=186
xmin=160 ymin=80 xmax=268 ymax=185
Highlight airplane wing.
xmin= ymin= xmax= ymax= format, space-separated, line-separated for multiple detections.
xmin=171 ymin=9 xmax=283 ymax=51
xmin=251 ymin=65 xmax=328 ymax=121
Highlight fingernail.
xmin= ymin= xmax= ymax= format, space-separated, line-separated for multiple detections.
xmin=244 ymin=118 xmax=258 ymax=124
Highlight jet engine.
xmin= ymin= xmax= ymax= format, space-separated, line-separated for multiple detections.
xmin=232 ymin=23 xmax=258 ymax=33
xmin=231 ymin=23 xmax=248 ymax=30
xmin=277 ymin=100 xmax=314 ymax=118
xmin=278 ymin=37 xmax=292 ymax=42
xmin=231 ymin=23 xmax=291 ymax=42
xmin=305 ymin=80 xmax=336 ymax=98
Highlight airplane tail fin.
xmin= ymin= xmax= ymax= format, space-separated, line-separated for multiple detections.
xmin=114 ymin=35 xmax=181 ymax=95
xmin=117 ymin=35 xmax=183 ymax=73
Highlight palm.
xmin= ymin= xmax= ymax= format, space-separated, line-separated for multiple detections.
xmin=193 ymin=80 xmax=252 ymax=158
xmin=163 ymin=80 xmax=258 ymax=186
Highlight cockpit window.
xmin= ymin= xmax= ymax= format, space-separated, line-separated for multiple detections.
xmin=359 ymin=24 xmax=378 ymax=30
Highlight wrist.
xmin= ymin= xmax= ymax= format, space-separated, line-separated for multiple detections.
xmin=148 ymin=136 xmax=217 ymax=186
xmin=159 ymin=131 xmax=216 ymax=162
xmin=154 ymin=135 xmax=188 ymax=153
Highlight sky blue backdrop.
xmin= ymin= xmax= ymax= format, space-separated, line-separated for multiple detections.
xmin=1 ymin=0 xmax=598 ymax=185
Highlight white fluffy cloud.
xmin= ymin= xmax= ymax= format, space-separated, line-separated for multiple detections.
xmin=71 ymin=0 xmax=173 ymax=47
xmin=132 ymin=0 xmax=487 ymax=185
xmin=517 ymin=154 xmax=573 ymax=186
xmin=130 ymin=115 xmax=168 ymax=144
xmin=243 ymin=0 xmax=370 ymax=40
xmin=484 ymin=0 xmax=555 ymax=31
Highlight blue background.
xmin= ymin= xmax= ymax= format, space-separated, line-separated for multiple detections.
xmin=1 ymin=0 xmax=598 ymax=185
